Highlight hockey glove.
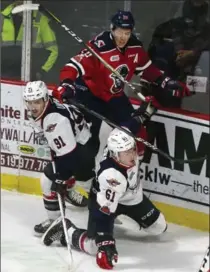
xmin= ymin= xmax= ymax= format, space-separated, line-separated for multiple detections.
xmin=52 ymin=80 xmax=76 ymax=103
xmin=132 ymin=100 xmax=157 ymax=126
xmin=51 ymin=176 xmax=76 ymax=195
xmin=96 ymin=234 xmax=118 ymax=270
xmin=160 ymin=77 xmax=194 ymax=97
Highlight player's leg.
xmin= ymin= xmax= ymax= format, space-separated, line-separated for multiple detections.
xmin=138 ymin=194 xmax=167 ymax=235
xmin=118 ymin=194 xmax=167 ymax=235
xmin=42 ymin=188 xmax=99 ymax=253
xmin=42 ymin=212 xmax=98 ymax=255
xmin=72 ymin=141 xmax=95 ymax=181
xmin=43 ymin=194 xmax=117 ymax=269
xmin=107 ymin=93 xmax=141 ymax=134
xmin=34 ymin=162 xmax=64 ymax=235
xmin=74 ymin=79 xmax=106 ymax=157
xmin=108 ymin=93 xmax=134 ymax=120
xmin=43 ymin=161 xmax=88 ymax=208
xmin=63 ymin=195 xmax=114 ymax=255
xmin=107 ymin=94 xmax=149 ymax=162
xmin=34 ymin=162 xmax=87 ymax=236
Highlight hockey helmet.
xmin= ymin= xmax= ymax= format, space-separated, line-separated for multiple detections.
xmin=23 ymin=81 xmax=49 ymax=102
xmin=110 ymin=10 xmax=135 ymax=30
xmin=107 ymin=128 xmax=136 ymax=159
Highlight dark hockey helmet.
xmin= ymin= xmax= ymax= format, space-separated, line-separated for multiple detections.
xmin=111 ymin=10 xmax=135 ymax=30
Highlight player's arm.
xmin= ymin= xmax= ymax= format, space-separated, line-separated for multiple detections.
xmin=60 ymin=31 xmax=106 ymax=83
xmin=59 ymin=48 xmax=98 ymax=83
xmin=43 ymin=112 xmax=81 ymax=180
xmin=52 ymin=48 xmax=98 ymax=102
xmin=53 ymin=32 xmax=106 ymax=102
xmin=93 ymin=168 xmax=127 ymax=232
xmin=91 ymin=168 xmax=126 ymax=269
xmin=53 ymin=34 xmax=103 ymax=102
xmin=94 ymin=169 xmax=126 ymax=232
xmin=135 ymin=47 xmax=192 ymax=98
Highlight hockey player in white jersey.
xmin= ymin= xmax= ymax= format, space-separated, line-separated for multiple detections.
xmin=42 ymin=128 xmax=168 ymax=270
xmin=23 ymin=81 xmax=92 ymax=235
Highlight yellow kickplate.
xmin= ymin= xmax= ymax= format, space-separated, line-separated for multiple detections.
xmin=1 ymin=173 xmax=208 ymax=232
xmin=154 ymin=201 xmax=209 ymax=232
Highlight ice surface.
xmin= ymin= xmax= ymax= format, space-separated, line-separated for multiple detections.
xmin=1 ymin=189 xmax=209 ymax=272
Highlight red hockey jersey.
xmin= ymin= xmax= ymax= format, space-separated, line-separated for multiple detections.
xmin=60 ymin=31 xmax=162 ymax=102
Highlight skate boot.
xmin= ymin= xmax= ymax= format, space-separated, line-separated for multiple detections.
xmin=65 ymin=185 xmax=89 ymax=207
xmin=34 ymin=218 xmax=54 ymax=236
xmin=42 ymin=216 xmax=74 ymax=246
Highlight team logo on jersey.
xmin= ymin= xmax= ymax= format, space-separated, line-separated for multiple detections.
xmin=110 ymin=64 xmax=129 ymax=94
xmin=94 ymin=39 xmax=105 ymax=48
xmin=46 ymin=123 xmax=57 ymax=132
xmin=110 ymin=55 xmax=120 ymax=62
xmin=106 ymin=179 xmax=120 ymax=187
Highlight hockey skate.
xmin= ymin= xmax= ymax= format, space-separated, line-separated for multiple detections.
xmin=42 ymin=216 xmax=74 ymax=246
xmin=65 ymin=185 xmax=89 ymax=207
xmin=34 ymin=218 xmax=54 ymax=236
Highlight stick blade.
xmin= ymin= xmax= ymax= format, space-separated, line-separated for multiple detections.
xmin=12 ymin=3 xmax=40 ymax=14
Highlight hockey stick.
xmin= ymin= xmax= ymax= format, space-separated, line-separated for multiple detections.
xmin=198 ymin=246 xmax=210 ymax=272
xmin=51 ymin=161 xmax=74 ymax=271
xmin=67 ymin=99 xmax=206 ymax=165
xmin=12 ymin=3 xmax=146 ymax=102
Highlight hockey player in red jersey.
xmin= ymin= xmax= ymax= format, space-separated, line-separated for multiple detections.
xmin=53 ymin=10 xmax=192 ymax=156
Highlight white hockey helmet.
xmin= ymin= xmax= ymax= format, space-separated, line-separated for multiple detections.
xmin=107 ymin=128 xmax=136 ymax=159
xmin=23 ymin=81 xmax=49 ymax=102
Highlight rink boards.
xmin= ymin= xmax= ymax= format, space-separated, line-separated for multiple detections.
xmin=1 ymin=79 xmax=209 ymax=232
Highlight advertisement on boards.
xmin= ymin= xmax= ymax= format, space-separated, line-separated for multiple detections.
xmin=1 ymin=82 xmax=51 ymax=177
xmin=141 ymin=111 xmax=210 ymax=213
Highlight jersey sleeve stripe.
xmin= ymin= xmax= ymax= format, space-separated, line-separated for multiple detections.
xmin=65 ymin=63 xmax=79 ymax=78
xmin=136 ymin=60 xmax=152 ymax=71
xmin=69 ymin=57 xmax=85 ymax=77
xmin=127 ymin=45 xmax=142 ymax=48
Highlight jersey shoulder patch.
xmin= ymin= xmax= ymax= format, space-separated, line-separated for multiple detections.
xmin=42 ymin=101 xmax=72 ymax=133
xmin=90 ymin=31 xmax=115 ymax=52
xmin=43 ymin=111 xmax=67 ymax=132
xmin=97 ymin=167 xmax=128 ymax=198
xmin=98 ymin=167 xmax=125 ymax=182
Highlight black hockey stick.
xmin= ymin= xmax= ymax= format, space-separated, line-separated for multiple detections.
xmin=49 ymin=162 xmax=74 ymax=271
xmin=11 ymin=2 xmax=146 ymax=102
xmin=67 ymin=99 xmax=206 ymax=165
xmin=197 ymin=246 xmax=209 ymax=272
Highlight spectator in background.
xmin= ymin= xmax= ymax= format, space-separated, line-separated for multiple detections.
xmin=142 ymin=0 xmax=209 ymax=108
xmin=1 ymin=1 xmax=58 ymax=81
xmin=148 ymin=0 xmax=210 ymax=81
